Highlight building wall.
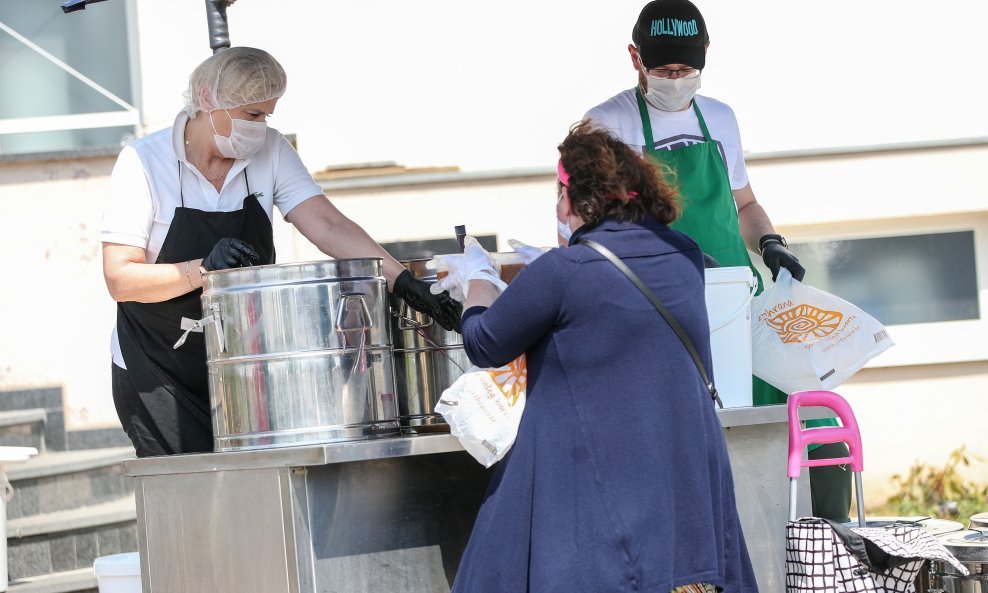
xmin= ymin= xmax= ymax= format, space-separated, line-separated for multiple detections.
xmin=0 ymin=156 xmax=116 ymax=425
xmin=840 ymin=361 xmax=988 ymax=506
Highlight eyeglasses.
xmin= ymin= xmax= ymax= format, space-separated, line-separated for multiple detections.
xmin=634 ymin=48 xmax=701 ymax=79
xmin=646 ymin=66 xmax=700 ymax=79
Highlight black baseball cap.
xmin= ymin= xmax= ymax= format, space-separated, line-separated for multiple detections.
xmin=632 ymin=0 xmax=709 ymax=70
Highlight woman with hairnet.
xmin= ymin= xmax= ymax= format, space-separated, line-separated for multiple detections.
xmin=100 ymin=47 xmax=460 ymax=457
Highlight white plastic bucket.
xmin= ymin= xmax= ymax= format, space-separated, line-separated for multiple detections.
xmin=93 ymin=552 xmax=142 ymax=593
xmin=704 ymin=266 xmax=756 ymax=408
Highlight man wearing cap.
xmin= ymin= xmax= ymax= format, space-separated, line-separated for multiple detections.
xmin=583 ymin=0 xmax=851 ymax=523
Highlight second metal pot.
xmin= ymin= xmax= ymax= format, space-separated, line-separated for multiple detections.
xmin=390 ymin=259 xmax=468 ymax=432
xmin=931 ymin=530 xmax=988 ymax=593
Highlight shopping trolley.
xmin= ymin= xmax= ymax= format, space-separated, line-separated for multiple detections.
xmin=784 ymin=390 xmax=967 ymax=593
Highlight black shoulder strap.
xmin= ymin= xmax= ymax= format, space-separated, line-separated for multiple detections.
xmin=578 ymin=238 xmax=723 ymax=408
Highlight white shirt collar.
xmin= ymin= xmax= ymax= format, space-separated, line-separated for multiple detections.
xmin=171 ymin=109 xmax=250 ymax=184
xmin=171 ymin=110 xmax=192 ymax=163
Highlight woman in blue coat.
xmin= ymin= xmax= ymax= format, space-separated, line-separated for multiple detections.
xmin=435 ymin=123 xmax=758 ymax=593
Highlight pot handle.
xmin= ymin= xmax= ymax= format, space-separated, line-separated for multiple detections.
xmin=335 ymin=293 xmax=373 ymax=332
xmin=209 ymin=303 xmax=225 ymax=353
xmin=336 ymin=293 xmax=372 ymax=374
xmin=395 ymin=301 xmax=433 ymax=330
xmin=173 ymin=303 xmax=225 ymax=352
xmin=707 ymin=275 xmax=758 ymax=332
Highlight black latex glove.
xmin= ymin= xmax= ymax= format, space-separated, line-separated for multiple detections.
xmin=393 ymin=269 xmax=463 ymax=333
xmin=201 ymin=238 xmax=260 ymax=271
xmin=702 ymin=253 xmax=722 ymax=268
xmin=761 ymin=241 xmax=805 ymax=282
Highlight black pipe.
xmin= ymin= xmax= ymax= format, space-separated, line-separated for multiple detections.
xmin=205 ymin=0 xmax=230 ymax=54
xmin=61 ymin=0 xmax=110 ymax=14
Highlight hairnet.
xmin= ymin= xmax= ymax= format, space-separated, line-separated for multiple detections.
xmin=184 ymin=47 xmax=287 ymax=117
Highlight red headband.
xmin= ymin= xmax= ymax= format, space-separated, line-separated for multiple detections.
xmin=557 ymin=159 xmax=570 ymax=187
xmin=557 ymin=159 xmax=638 ymax=200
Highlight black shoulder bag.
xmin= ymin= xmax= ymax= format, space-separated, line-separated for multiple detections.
xmin=578 ymin=238 xmax=723 ymax=409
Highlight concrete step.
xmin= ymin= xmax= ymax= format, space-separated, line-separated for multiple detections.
xmin=6 ymin=496 xmax=137 ymax=580
xmin=0 ymin=389 xmax=66 ymax=452
xmin=0 ymin=409 xmax=47 ymax=452
xmin=4 ymin=447 xmax=135 ymax=520
xmin=66 ymin=427 xmax=131 ymax=451
xmin=6 ymin=567 xmax=98 ymax=593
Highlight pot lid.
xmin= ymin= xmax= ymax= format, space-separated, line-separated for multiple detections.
xmin=410 ymin=252 xmax=526 ymax=282
xmin=970 ymin=512 xmax=988 ymax=530
xmin=204 ymin=258 xmax=384 ymax=292
xmin=937 ymin=530 xmax=988 ymax=562
xmin=401 ymin=258 xmax=437 ymax=281
xmin=850 ymin=516 xmax=964 ymax=536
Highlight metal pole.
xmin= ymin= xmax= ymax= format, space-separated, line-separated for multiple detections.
xmin=854 ymin=471 xmax=866 ymax=527
xmin=205 ymin=0 xmax=230 ymax=54
xmin=788 ymin=477 xmax=798 ymax=522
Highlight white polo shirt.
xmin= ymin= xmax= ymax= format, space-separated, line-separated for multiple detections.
xmin=101 ymin=110 xmax=323 ymax=368
xmin=583 ymin=90 xmax=750 ymax=191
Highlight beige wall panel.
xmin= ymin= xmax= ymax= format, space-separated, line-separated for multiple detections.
xmin=0 ymin=158 xmax=117 ymax=426
xmin=275 ymin=180 xmax=561 ymax=263
xmin=842 ymin=362 xmax=988 ymax=507
xmin=748 ymin=146 xmax=988 ymax=227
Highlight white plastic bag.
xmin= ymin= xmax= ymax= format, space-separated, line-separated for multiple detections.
xmin=435 ymin=355 xmax=527 ymax=468
xmin=751 ymin=269 xmax=894 ymax=395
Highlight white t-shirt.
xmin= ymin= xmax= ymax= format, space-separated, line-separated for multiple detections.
xmin=583 ymin=90 xmax=750 ymax=191
xmin=101 ymin=110 xmax=323 ymax=368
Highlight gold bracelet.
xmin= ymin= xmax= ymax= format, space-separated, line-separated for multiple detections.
xmin=184 ymin=260 xmax=195 ymax=290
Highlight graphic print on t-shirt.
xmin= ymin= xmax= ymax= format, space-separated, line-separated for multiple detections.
xmin=642 ymin=134 xmax=728 ymax=164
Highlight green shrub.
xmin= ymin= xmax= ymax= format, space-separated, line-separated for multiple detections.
xmin=879 ymin=446 xmax=988 ymax=521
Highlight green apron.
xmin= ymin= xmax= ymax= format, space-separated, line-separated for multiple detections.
xmin=634 ymin=88 xmax=781 ymax=408
xmin=635 ymin=89 xmax=849 ymax=521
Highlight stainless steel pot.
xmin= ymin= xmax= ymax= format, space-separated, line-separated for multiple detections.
xmin=389 ymin=258 xmax=467 ymax=433
xmin=931 ymin=530 xmax=988 ymax=593
xmin=201 ymin=258 xmax=399 ymax=451
xmin=970 ymin=513 xmax=988 ymax=530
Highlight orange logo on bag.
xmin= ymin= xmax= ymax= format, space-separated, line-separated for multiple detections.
xmin=767 ymin=304 xmax=843 ymax=344
xmin=488 ymin=355 xmax=527 ymax=406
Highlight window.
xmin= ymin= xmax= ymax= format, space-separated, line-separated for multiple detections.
xmin=787 ymin=231 xmax=979 ymax=326
xmin=0 ymin=0 xmax=138 ymax=156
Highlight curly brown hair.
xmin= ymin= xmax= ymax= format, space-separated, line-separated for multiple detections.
xmin=558 ymin=121 xmax=680 ymax=227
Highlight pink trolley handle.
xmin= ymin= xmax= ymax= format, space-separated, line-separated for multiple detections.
xmin=787 ymin=390 xmax=866 ymax=526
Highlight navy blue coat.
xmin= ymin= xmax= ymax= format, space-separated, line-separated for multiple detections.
xmin=453 ymin=216 xmax=758 ymax=593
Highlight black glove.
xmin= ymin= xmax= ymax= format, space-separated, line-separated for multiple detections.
xmin=702 ymin=253 xmax=722 ymax=268
xmin=759 ymin=234 xmax=805 ymax=282
xmin=201 ymin=238 xmax=260 ymax=271
xmin=393 ymin=269 xmax=463 ymax=333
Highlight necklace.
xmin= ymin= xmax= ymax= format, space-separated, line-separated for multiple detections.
xmin=185 ymin=137 xmax=228 ymax=182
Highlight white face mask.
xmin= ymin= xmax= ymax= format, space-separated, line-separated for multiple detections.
xmin=557 ymin=217 xmax=573 ymax=244
xmin=209 ymin=109 xmax=267 ymax=159
xmin=642 ymin=71 xmax=702 ymax=112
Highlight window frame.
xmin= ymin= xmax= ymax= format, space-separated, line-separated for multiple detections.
xmin=780 ymin=214 xmax=988 ymax=368
xmin=0 ymin=0 xmax=142 ymax=152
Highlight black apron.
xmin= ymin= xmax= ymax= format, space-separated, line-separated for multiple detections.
xmin=116 ymin=167 xmax=274 ymax=456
